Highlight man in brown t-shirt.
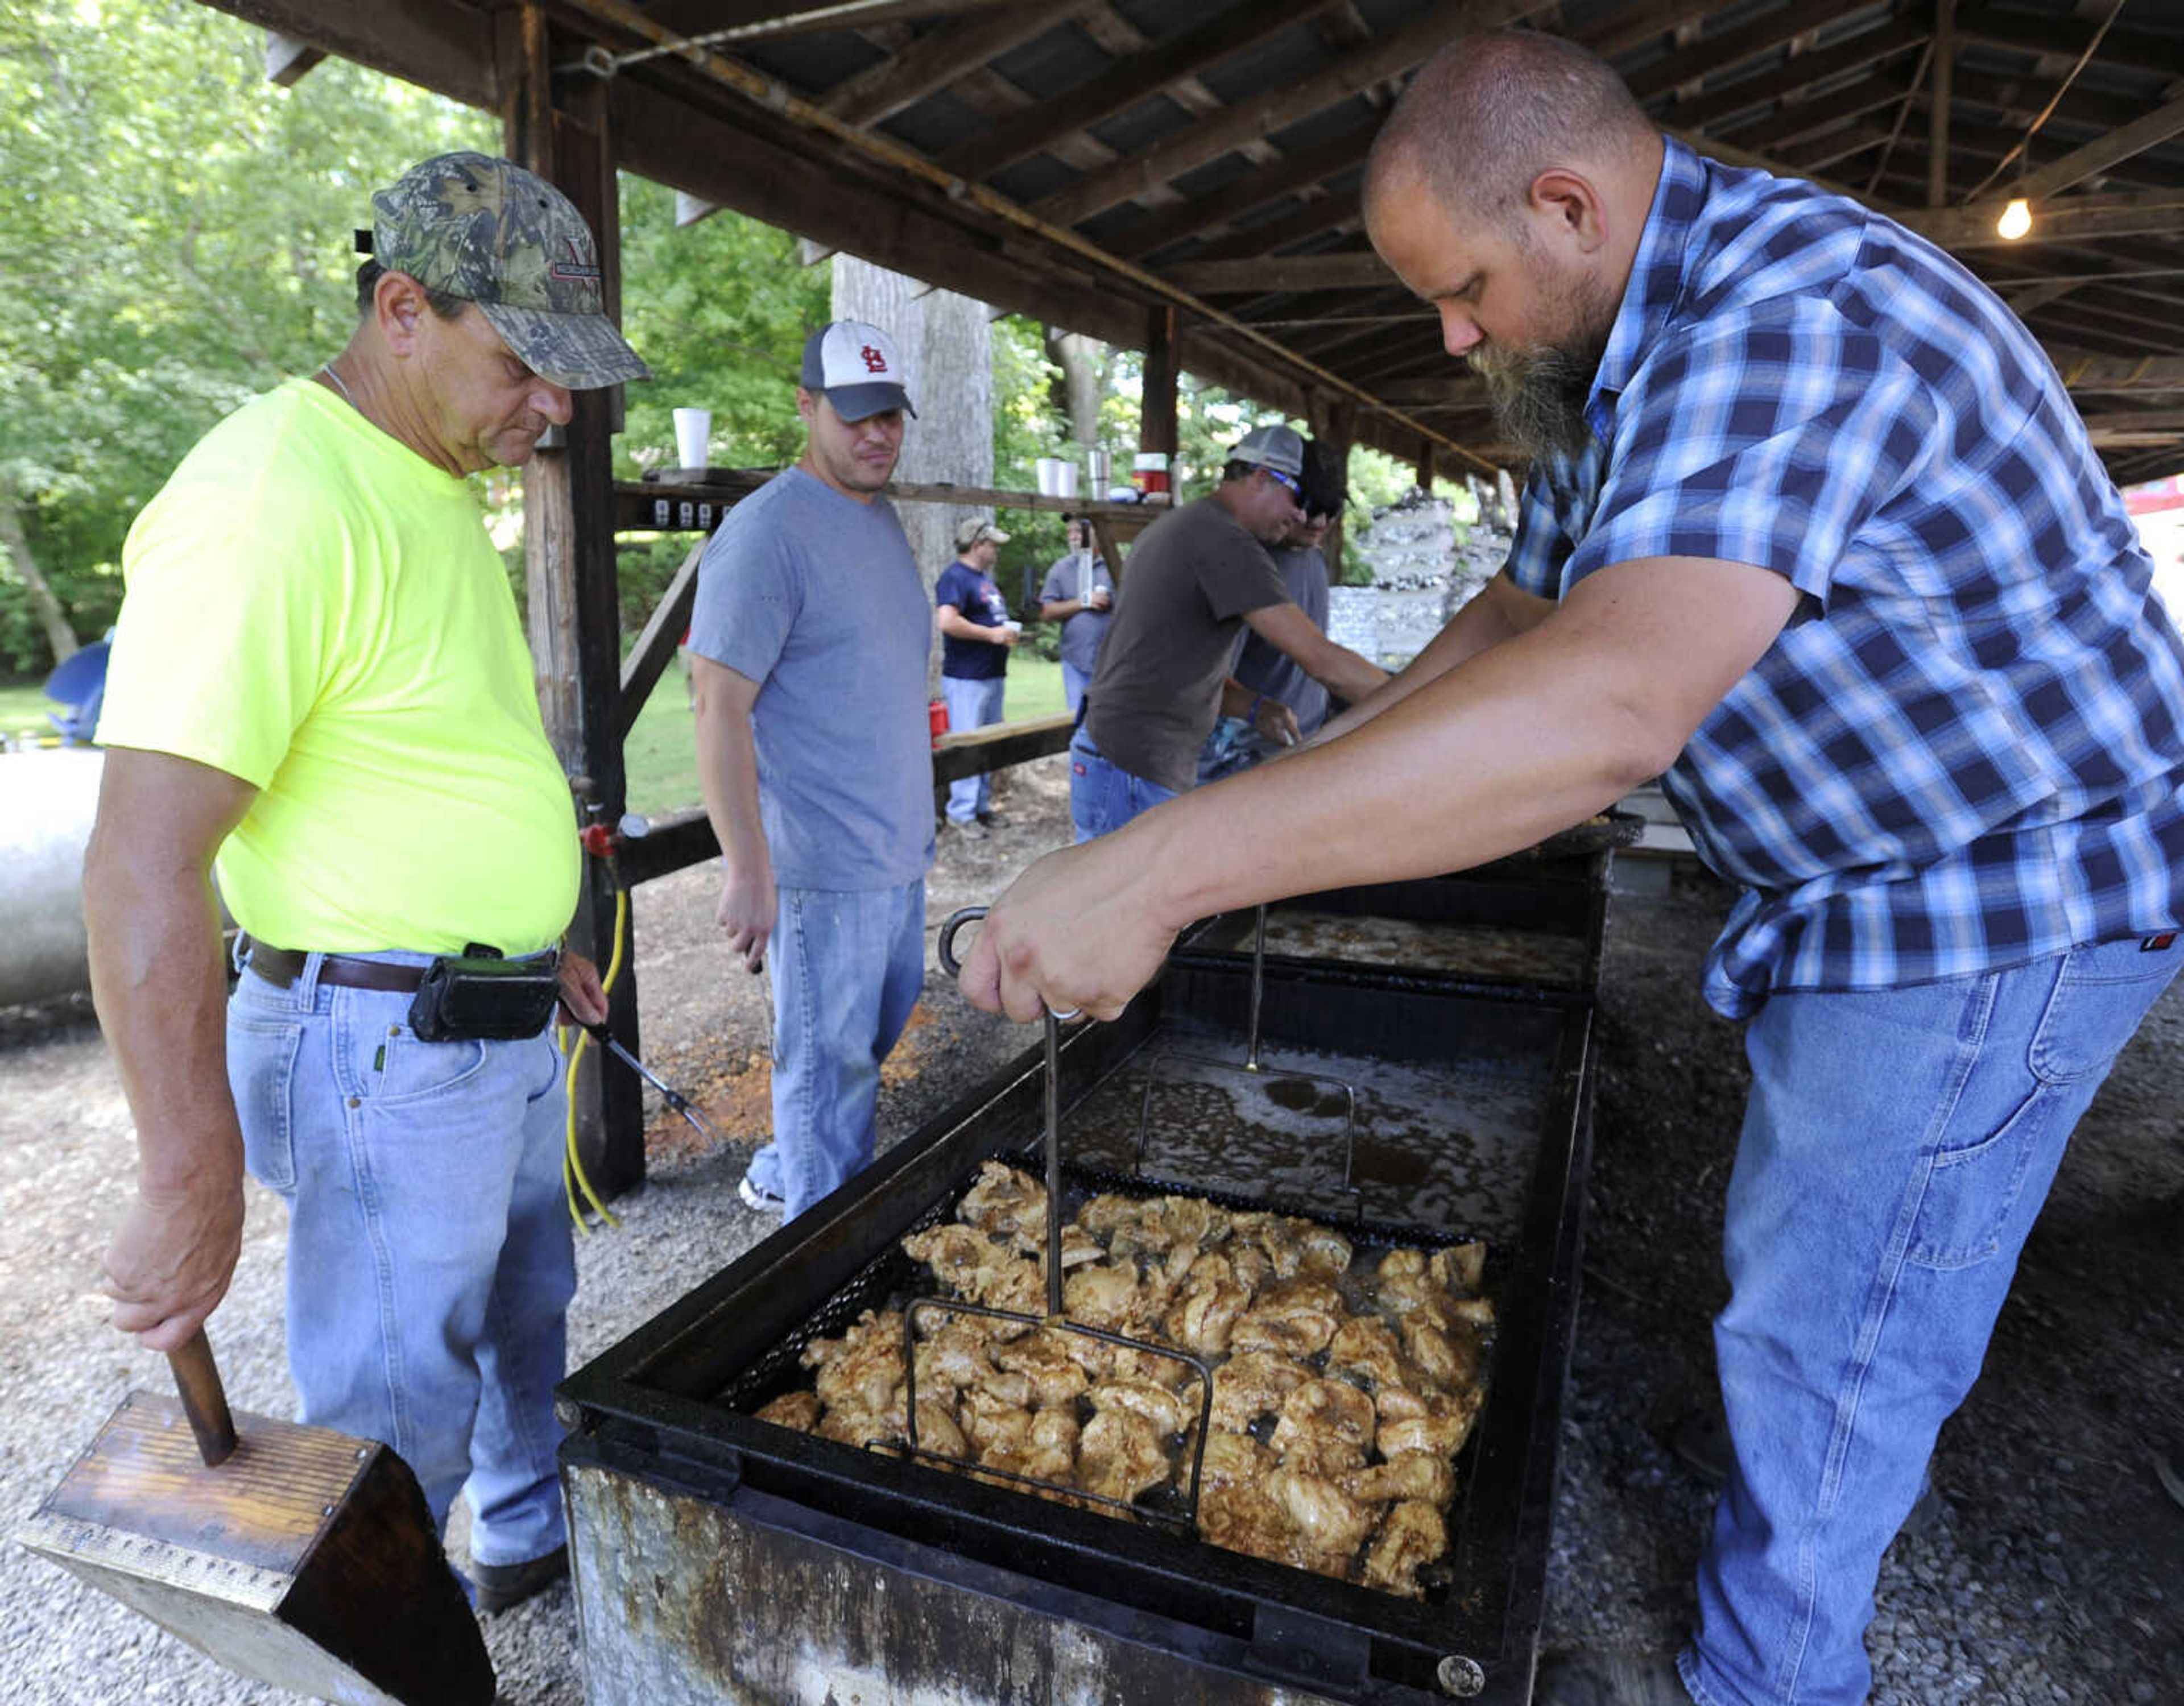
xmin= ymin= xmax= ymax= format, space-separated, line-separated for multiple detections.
xmin=1070 ymin=425 xmax=1386 ymax=842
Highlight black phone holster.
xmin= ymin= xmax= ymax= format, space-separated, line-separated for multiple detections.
xmin=407 ymin=946 xmax=562 ymax=1042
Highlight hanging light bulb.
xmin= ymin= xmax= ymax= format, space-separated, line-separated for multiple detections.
xmin=1997 ymin=197 xmax=2033 ymax=241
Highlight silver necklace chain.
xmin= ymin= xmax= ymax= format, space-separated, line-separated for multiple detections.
xmin=319 ymin=362 xmax=357 ymax=408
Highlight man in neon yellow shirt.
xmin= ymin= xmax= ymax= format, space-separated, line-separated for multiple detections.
xmin=84 ymin=153 xmax=647 ymax=1616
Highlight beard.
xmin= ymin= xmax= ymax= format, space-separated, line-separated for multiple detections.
xmin=1469 ymin=266 xmax=1616 ymax=465
xmin=1472 ymin=336 xmax=1606 ymax=465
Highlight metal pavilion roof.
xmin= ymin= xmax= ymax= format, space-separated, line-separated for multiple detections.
xmin=220 ymin=0 xmax=2184 ymax=481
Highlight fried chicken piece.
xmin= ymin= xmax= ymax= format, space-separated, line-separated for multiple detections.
xmin=1227 ymin=1240 xmax=1275 ymax=1299
xmin=1107 ymin=1343 xmax=1202 ymax=1388
xmin=1198 ymin=1479 xmax=1300 ymax=1566
xmin=903 ymin=1224 xmax=1008 ymax=1289
xmin=1090 ymin=1377 xmax=1194 ymax=1438
xmin=965 ymin=1253 xmax=1048 ymax=1319
xmin=1377 ymin=1387 xmax=1484 ymax=1459
xmin=968 ymin=1364 xmax=1037 ymax=1411
xmin=1163 ymin=1277 xmax=1251 ymax=1357
xmin=956 ymin=1160 xmax=1045 ymax=1246
xmin=1197 ymin=1429 xmax=1271 ymax=1492
xmin=1141 ymin=1193 xmax=1230 ymax=1255
xmin=1430 ymin=1241 xmax=1487 ymax=1297
xmin=1344 ymin=1451 xmax=1455 ymax=1507
xmin=1234 ymin=1213 xmax=1351 ymax=1280
xmin=1375 ymin=1268 xmax=1457 ymax=1331
xmin=1445 ymin=1295 xmax=1495 ymax=1330
xmin=911 ymin=1397 xmax=970 ymax=1461
xmin=1077 ymin=1192 xmax=1152 ymax=1243
xmin=1265 ymin=1463 xmax=1375 ymax=1560
xmin=1402 ymin=1317 xmax=1482 ymax=1393
xmin=1268 ymin=1378 xmax=1377 ymax=1472
xmin=754 ymin=1390 xmax=821 ymax=1432
xmin=1376 ymin=1247 xmax=1428 ymax=1280
xmin=1211 ymin=1349 xmax=1312 ymax=1432
xmin=816 ymin=1404 xmax=899 ymax=1449
xmin=992 ymin=1329 xmax=1091 ymax=1407
xmin=803 ymin=1309 xmax=907 ymax=1418
xmin=1064 ymin=1260 xmax=1145 ymax=1331
xmin=1360 ymin=1500 xmax=1447 ymax=1599
xmin=1229 ymin=1277 xmax=1344 ymax=1358
xmin=1025 ymin=1407 xmax=1079 ymax=1485
xmin=1079 ymin=1407 xmax=1172 ymax=1505
xmin=911 ymin=1318 xmax=999 ymax=1393
xmin=1327 ymin=1316 xmax=1416 ymax=1390
xmin=961 ymin=1385 xmax=1035 ymax=1459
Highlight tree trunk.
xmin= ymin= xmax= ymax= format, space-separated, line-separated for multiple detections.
xmin=0 ymin=479 xmax=81 ymax=666
xmin=832 ymin=256 xmax=993 ymax=688
xmin=1044 ymin=327 xmax=1105 ymax=452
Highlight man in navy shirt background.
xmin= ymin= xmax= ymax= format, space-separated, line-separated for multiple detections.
xmin=959 ymin=31 xmax=2184 ymax=1706
xmin=935 ymin=516 xmax=1017 ymax=839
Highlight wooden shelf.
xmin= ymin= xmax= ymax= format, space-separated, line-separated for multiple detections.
xmin=617 ymin=471 xmax=1169 ymax=534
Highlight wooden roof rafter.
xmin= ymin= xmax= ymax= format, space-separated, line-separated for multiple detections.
xmin=198 ymin=0 xmax=2184 ymax=482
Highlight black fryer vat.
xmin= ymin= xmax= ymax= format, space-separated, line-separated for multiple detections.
xmin=559 ymin=953 xmax=1593 ymax=1705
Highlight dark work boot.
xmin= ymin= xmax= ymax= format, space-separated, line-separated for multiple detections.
xmin=468 ymin=1544 xmax=569 ymax=1615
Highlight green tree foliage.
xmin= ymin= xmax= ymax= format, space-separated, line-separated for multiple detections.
xmin=0 ymin=0 xmax=494 ymax=673
xmin=613 ymin=181 xmax=827 ymax=481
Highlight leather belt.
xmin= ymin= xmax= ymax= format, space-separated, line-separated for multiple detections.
xmin=243 ymin=940 xmax=425 ymax=995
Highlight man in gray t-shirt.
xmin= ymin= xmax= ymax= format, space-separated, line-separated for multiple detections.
xmin=1072 ymin=425 xmax=1386 ymax=842
xmin=689 ymin=320 xmax=933 ymax=1220
xmin=1036 ymin=516 xmax=1112 ymax=714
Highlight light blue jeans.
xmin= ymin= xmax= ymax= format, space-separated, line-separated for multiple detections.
xmin=1061 ymin=661 xmax=1093 ymax=715
xmin=1068 ymin=726 xmax=1177 ymax=844
xmin=1682 ymin=934 xmax=2179 ymax=1706
xmin=942 ymin=674 xmax=1006 ymax=823
xmin=226 ymin=951 xmax=574 ymax=1569
xmin=743 ymin=879 xmax=925 ymax=1220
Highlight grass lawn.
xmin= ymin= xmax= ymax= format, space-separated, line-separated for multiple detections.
xmin=622 ymin=651 xmax=1068 ymax=821
xmin=0 ymin=680 xmax=60 ymax=744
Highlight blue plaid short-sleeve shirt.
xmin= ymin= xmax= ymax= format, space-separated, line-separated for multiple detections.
xmin=1508 ymin=138 xmax=2184 ymax=1017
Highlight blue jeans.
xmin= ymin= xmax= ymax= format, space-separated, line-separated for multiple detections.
xmin=1683 ymin=934 xmax=2179 ymax=1706
xmin=743 ymin=879 xmax=925 ymax=1220
xmin=942 ymin=674 xmax=1005 ymax=822
xmin=1068 ymin=727 xmax=1177 ymax=844
xmin=227 ymin=952 xmax=575 ymax=1568
xmin=1061 ymin=661 xmax=1092 ymax=715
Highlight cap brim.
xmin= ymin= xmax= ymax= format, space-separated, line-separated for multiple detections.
xmin=482 ymin=301 xmax=652 ymax=390
xmin=822 ymin=382 xmax=916 ymax=422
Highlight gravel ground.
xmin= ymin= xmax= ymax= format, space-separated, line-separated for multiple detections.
xmin=2 ymin=752 xmax=2178 ymax=1703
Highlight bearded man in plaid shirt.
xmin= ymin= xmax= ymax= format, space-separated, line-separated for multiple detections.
xmin=955 ymin=29 xmax=2184 ymax=1706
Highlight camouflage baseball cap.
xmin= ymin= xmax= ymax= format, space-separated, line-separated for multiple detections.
xmin=371 ymin=152 xmax=650 ymax=390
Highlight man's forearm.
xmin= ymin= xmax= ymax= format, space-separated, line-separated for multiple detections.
xmin=694 ymin=700 xmax=771 ymax=881
xmin=83 ymin=840 xmax=243 ymax=1200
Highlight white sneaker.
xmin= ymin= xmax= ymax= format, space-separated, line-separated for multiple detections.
xmin=738 ymin=1174 xmax=785 ymax=1214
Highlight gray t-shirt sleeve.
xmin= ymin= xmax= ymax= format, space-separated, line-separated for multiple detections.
xmin=690 ymin=511 xmax=803 ymax=685
xmin=1038 ymin=561 xmax=1067 ymax=602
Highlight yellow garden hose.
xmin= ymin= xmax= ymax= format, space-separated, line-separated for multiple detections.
xmin=557 ymin=884 xmax=630 ymax=1233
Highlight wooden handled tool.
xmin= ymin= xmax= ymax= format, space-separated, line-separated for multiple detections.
xmin=16 ymin=1327 xmax=494 ymax=1705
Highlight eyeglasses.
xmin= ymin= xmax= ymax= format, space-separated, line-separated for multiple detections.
xmin=1259 ymin=466 xmax=1304 ymax=501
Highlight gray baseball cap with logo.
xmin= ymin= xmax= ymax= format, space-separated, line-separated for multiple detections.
xmin=371 ymin=151 xmax=651 ymax=390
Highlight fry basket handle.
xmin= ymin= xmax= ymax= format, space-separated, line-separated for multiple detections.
xmin=936 ymin=906 xmax=987 ymax=979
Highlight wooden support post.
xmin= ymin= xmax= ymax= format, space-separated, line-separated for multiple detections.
xmin=1321 ymin=401 xmax=1355 ymax=584
xmin=1927 ymin=0 xmax=1954 ymax=208
xmin=1140 ymin=302 xmax=1180 ymax=462
xmin=1414 ymin=436 xmax=1436 ymax=495
xmin=507 ymin=6 xmax=645 ymax=1200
